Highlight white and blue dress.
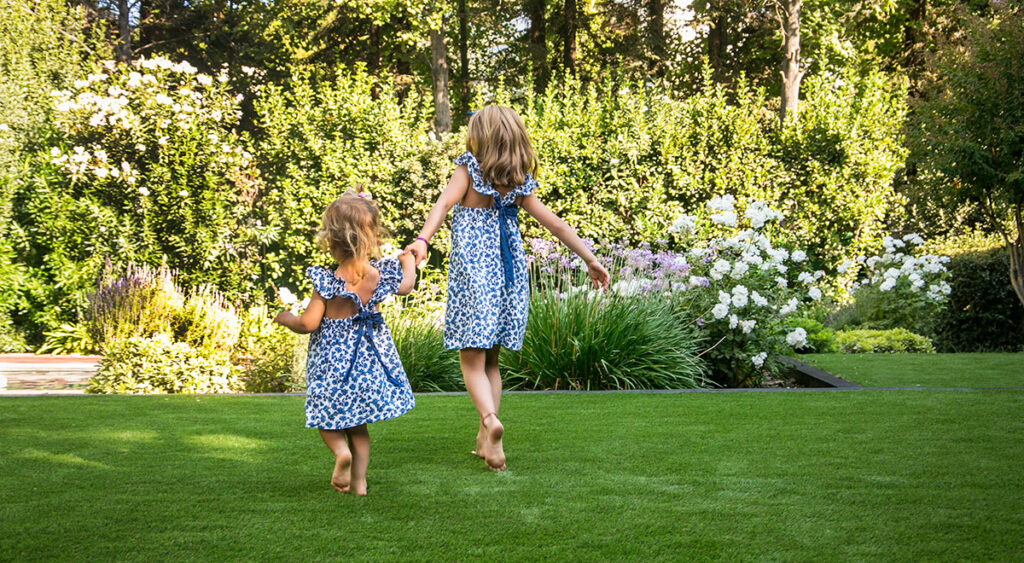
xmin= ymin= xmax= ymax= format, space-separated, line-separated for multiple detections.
xmin=444 ymin=152 xmax=537 ymax=351
xmin=304 ymin=258 xmax=415 ymax=429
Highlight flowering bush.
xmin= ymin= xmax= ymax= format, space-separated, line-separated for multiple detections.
xmin=527 ymin=195 xmax=826 ymax=387
xmin=13 ymin=57 xmax=262 ymax=344
xmin=829 ymin=234 xmax=951 ymax=333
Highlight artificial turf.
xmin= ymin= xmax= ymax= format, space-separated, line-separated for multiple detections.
xmin=2 ymin=391 xmax=1023 ymax=561
xmin=803 ymin=352 xmax=1024 ymax=388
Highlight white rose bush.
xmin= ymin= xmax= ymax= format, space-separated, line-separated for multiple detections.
xmin=834 ymin=234 xmax=951 ymax=332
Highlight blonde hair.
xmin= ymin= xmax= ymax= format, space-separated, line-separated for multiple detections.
xmin=466 ymin=105 xmax=538 ymax=187
xmin=317 ymin=191 xmax=387 ymax=275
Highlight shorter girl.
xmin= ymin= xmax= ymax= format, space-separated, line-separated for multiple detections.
xmin=275 ymin=192 xmax=417 ymax=495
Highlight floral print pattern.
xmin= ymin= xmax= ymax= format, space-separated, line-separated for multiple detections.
xmin=444 ymin=152 xmax=536 ymax=351
xmin=304 ymin=258 xmax=415 ymax=429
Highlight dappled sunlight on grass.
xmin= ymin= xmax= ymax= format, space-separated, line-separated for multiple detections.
xmin=15 ymin=448 xmax=113 ymax=470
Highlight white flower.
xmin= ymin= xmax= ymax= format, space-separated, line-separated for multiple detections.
xmin=707 ymin=194 xmax=736 ymax=212
xmin=775 ymin=277 xmax=789 ymax=289
xmin=178 ymin=190 xmax=188 ymax=197
xmin=798 ymin=272 xmax=815 ymax=284
xmin=779 ymin=297 xmax=799 ymax=316
xmin=278 ymin=287 xmax=298 ymax=305
xmin=710 ymin=209 xmax=738 ymax=227
xmin=837 ymin=260 xmax=855 ymax=274
xmin=729 ymin=261 xmax=749 ymax=279
xmin=740 ymin=319 xmax=756 ymax=334
xmin=196 ymin=74 xmax=213 ymax=86
xmin=711 ymin=303 xmax=730 ymax=319
xmin=669 ymin=214 xmax=697 ymax=235
xmin=808 ymin=287 xmax=822 ymax=301
xmin=718 ymin=291 xmax=732 ymax=305
xmin=729 ymin=314 xmax=738 ymax=329
xmin=744 ymin=200 xmax=783 ymax=228
xmin=155 ymin=94 xmax=173 ymax=105
xmin=751 ymin=352 xmax=768 ymax=368
xmin=879 ymin=278 xmax=897 ymax=291
xmin=866 ymin=256 xmax=881 ymax=269
xmin=731 ymin=285 xmax=749 ymax=308
xmin=791 ymin=250 xmax=807 ymax=262
xmin=139 ymin=186 xmax=150 ymax=196
xmin=751 ymin=291 xmax=768 ymax=307
xmin=710 ymin=259 xmax=731 ymax=280
xmin=786 ymin=328 xmax=808 ymax=348
xmin=775 ymin=263 xmax=788 ymax=274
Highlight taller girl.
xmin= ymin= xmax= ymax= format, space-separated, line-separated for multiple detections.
xmin=406 ymin=106 xmax=610 ymax=471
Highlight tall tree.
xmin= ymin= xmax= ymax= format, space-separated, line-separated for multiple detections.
xmin=909 ymin=8 xmax=1024 ymax=307
xmin=458 ymin=0 xmax=469 ymax=121
xmin=778 ymin=0 xmax=801 ymax=123
xmin=562 ymin=0 xmax=577 ymax=74
xmin=430 ymin=15 xmax=451 ymax=133
xmin=646 ymin=0 xmax=665 ymax=75
xmin=526 ymin=0 xmax=548 ymax=93
xmin=116 ymin=0 xmax=130 ymax=62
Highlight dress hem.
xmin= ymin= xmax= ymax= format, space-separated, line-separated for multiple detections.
xmin=305 ymin=402 xmax=415 ymax=430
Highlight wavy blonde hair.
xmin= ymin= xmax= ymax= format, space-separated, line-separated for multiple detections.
xmin=466 ymin=105 xmax=538 ymax=188
xmin=317 ymin=191 xmax=387 ymax=276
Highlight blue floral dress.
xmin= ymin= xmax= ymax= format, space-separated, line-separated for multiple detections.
xmin=304 ymin=258 xmax=415 ymax=429
xmin=444 ymin=152 xmax=537 ymax=351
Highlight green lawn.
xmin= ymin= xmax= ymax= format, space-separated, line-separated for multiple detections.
xmin=2 ymin=392 xmax=1023 ymax=561
xmin=803 ymin=352 xmax=1024 ymax=388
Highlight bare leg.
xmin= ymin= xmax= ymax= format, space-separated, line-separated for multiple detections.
xmin=318 ymin=429 xmax=352 ymax=492
xmin=476 ymin=345 xmax=503 ymax=458
xmin=461 ymin=348 xmax=505 ymax=471
xmin=346 ymin=425 xmax=370 ymax=495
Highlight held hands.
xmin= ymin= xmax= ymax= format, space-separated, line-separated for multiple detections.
xmin=404 ymin=238 xmax=428 ymax=265
xmin=587 ymin=260 xmax=611 ymax=290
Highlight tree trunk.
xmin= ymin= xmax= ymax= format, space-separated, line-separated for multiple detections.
xmin=563 ymin=0 xmax=577 ymax=74
xmin=430 ymin=23 xmax=452 ymax=133
xmin=708 ymin=11 xmax=726 ymax=82
xmin=527 ymin=0 xmax=549 ymax=93
xmin=117 ymin=0 xmax=131 ymax=63
xmin=1011 ymin=209 xmax=1024 ymax=309
xmin=458 ymin=0 xmax=470 ymax=122
xmin=647 ymin=0 xmax=665 ymax=75
xmin=779 ymin=0 xmax=802 ymax=124
xmin=368 ymin=23 xmax=380 ymax=75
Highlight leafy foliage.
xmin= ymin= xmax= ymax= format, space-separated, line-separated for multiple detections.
xmin=932 ymin=248 xmax=1024 ymax=352
xmin=834 ymin=328 xmax=935 ymax=354
xmin=88 ymin=334 xmax=241 ymax=394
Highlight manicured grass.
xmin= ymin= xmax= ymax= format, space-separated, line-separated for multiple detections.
xmin=803 ymin=353 xmax=1024 ymax=388
xmin=2 ymin=392 xmax=1023 ymax=561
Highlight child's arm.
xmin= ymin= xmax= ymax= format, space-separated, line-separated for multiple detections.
xmin=405 ymin=166 xmax=471 ymax=263
xmin=396 ymin=251 xmax=417 ymax=295
xmin=520 ymin=194 xmax=611 ymax=290
xmin=273 ymin=290 xmax=326 ymax=334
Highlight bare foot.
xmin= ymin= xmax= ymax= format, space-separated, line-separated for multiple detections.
xmin=472 ymin=425 xmax=486 ymax=459
xmin=349 ymin=479 xmax=367 ymax=496
xmin=482 ymin=412 xmax=506 ymax=471
xmin=331 ymin=450 xmax=352 ymax=492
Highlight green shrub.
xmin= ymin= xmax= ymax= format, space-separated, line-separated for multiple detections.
xmin=502 ymin=290 xmax=708 ymax=391
xmin=787 ymin=317 xmax=837 ymax=353
xmin=232 ymin=304 xmax=306 ymax=393
xmin=86 ymin=263 xmax=239 ymax=354
xmin=88 ymin=335 xmax=241 ymax=394
xmin=37 ymin=322 xmax=95 ymax=355
xmin=834 ymin=329 xmax=935 ymax=354
xmin=932 ymin=248 xmax=1024 ymax=352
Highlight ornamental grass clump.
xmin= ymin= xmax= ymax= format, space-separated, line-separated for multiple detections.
xmin=503 ymin=242 xmax=707 ymax=390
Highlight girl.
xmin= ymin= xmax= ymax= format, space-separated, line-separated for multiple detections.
xmin=275 ymin=191 xmax=417 ymax=495
xmin=406 ymin=105 xmax=610 ymax=472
